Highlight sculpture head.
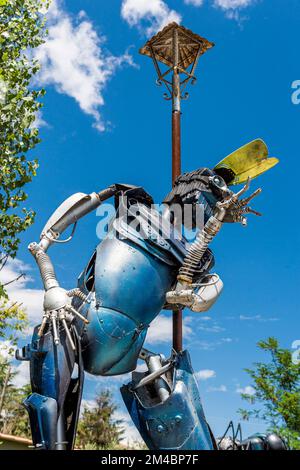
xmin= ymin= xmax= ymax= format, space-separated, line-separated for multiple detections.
xmin=164 ymin=139 xmax=279 ymax=229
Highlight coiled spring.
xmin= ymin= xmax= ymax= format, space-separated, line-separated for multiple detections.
xmin=67 ymin=288 xmax=89 ymax=303
xmin=31 ymin=245 xmax=59 ymax=291
xmin=178 ymin=215 xmax=223 ymax=284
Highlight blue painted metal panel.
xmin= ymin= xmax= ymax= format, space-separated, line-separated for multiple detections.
xmin=23 ymin=393 xmax=57 ymax=449
xmin=121 ymin=350 xmax=215 ymax=450
xmin=81 ymin=221 xmax=178 ymax=376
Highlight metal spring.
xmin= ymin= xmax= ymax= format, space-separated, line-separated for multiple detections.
xmin=67 ymin=288 xmax=89 ymax=303
xmin=178 ymin=215 xmax=222 ymax=283
xmin=35 ymin=250 xmax=59 ymax=291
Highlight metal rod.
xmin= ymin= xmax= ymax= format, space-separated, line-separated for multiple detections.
xmin=56 ymin=411 xmax=67 ymax=450
xmin=172 ymin=27 xmax=183 ymax=353
xmin=62 ymin=318 xmax=76 ymax=351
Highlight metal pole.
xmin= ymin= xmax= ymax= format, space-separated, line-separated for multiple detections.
xmin=172 ymin=28 xmax=183 ymax=352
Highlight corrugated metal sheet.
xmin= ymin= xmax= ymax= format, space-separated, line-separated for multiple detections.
xmin=139 ymin=22 xmax=214 ymax=69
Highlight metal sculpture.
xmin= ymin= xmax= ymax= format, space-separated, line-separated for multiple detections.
xmin=16 ymin=23 xmax=286 ymax=451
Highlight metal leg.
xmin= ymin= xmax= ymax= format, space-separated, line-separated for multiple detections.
xmin=121 ymin=349 xmax=216 ymax=450
xmin=17 ymin=324 xmax=83 ymax=450
xmin=56 ymin=411 xmax=67 ymax=450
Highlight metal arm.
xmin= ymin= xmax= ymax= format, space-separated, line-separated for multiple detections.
xmin=28 ymin=185 xmax=118 ymax=350
xmin=38 ymin=186 xmax=117 ymax=252
xmin=166 ymin=179 xmax=262 ymax=312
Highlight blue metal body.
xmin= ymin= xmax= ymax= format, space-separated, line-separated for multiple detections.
xmin=121 ymin=350 xmax=215 ymax=450
xmin=77 ymin=202 xmax=187 ymax=376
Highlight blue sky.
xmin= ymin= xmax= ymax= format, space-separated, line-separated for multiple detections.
xmin=2 ymin=0 xmax=300 ymax=443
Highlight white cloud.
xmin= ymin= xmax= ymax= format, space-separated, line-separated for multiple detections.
xmin=239 ymin=315 xmax=279 ymax=322
xmin=36 ymin=0 xmax=134 ymax=131
xmin=214 ymin=0 xmax=253 ymax=9
xmin=0 ymin=340 xmax=15 ymax=359
xmin=114 ymin=409 xmax=142 ymax=445
xmin=207 ymin=384 xmax=227 ymax=392
xmin=236 ymin=385 xmax=255 ymax=395
xmin=121 ymin=0 xmax=181 ymax=36
xmin=80 ymin=399 xmax=141 ymax=445
xmin=0 ymin=340 xmax=29 ymax=387
xmin=184 ymin=0 xmax=204 ymax=6
xmin=80 ymin=398 xmax=96 ymax=415
xmin=145 ymin=313 xmax=193 ymax=345
xmin=213 ymin=0 xmax=255 ymax=20
xmin=31 ymin=110 xmax=48 ymax=129
xmin=195 ymin=369 xmax=216 ymax=381
xmin=0 ymin=258 xmax=44 ymax=325
xmin=183 ymin=0 xmax=256 ymax=20
xmin=11 ymin=361 xmax=30 ymax=388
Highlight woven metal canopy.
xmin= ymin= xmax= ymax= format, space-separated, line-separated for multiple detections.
xmin=139 ymin=22 xmax=214 ymax=70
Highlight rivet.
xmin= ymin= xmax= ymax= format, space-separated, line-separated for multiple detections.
xmin=157 ymin=425 xmax=164 ymax=433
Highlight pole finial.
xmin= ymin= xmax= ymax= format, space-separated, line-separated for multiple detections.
xmin=140 ymin=22 xmax=214 ymax=103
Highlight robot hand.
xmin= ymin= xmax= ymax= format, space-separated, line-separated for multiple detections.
xmin=166 ymin=273 xmax=223 ymax=312
xmin=29 ymin=242 xmax=89 ymax=351
xmin=38 ymin=286 xmax=89 ymax=351
xmin=215 ymin=177 xmax=262 ymax=226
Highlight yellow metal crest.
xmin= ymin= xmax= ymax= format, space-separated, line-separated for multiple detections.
xmin=214 ymin=139 xmax=279 ymax=186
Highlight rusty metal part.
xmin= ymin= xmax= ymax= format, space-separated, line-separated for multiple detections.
xmin=172 ymin=111 xmax=181 ymax=182
xmin=140 ymin=23 xmax=214 ymax=103
xmin=139 ymin=22 xmax=214 ymax=70
xmin=172 ymin=33 xmax=183 ymax=353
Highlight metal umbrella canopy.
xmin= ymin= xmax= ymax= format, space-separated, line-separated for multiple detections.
xmin=140 ymin=22 xmax=214 ymax=352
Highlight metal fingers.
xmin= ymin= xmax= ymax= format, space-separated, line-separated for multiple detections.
xmin=61 ymin=318 xmax=76 ymax=351
xmin=234 ymin=177 xmax=251 ymax=201
xmin=240 ymin=188 xmax=262 ymax=207
xmin=38 ymin=314 xmax=48 ymax=337
xmin=37 ymin=304 xmax=88 ymax=351
xmin=51 ymin=311 xmax=59 ymax=345
xmin=244 ymin=207 xmax=262 ymax=217
xmin=66 ymin=305 xmax=89 ymax=324
xmin=221 ymin=178 xmax=263 ymax=225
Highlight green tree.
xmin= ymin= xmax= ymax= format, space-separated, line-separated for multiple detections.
xmin=239 ymin=337 xmax=300 ymax=449
xmin=76 ymin=390 xmax=124 ymax=450
xmin=0 ymin=355 xmax=30 ymax=438
xmin=0 ymin=298 xmax=28 ymax=344
xmin=0 ymin=0 xmax=48 ymax=276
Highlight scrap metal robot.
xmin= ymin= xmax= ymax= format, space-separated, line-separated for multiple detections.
xmin=16 ymin=139 xmax=287 ymax=450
